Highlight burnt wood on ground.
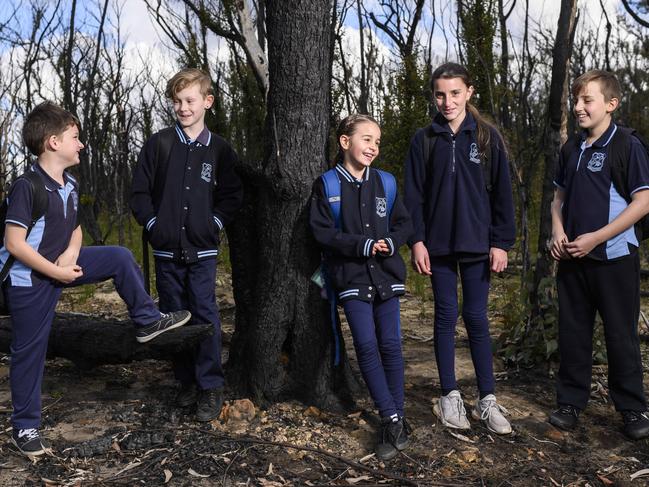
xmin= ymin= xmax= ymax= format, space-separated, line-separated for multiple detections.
xmin=0 ymin=313 xmax=212 ymax=369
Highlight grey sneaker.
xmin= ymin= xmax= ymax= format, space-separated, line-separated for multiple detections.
xmin=136 ymin=310 xmax=191 ymax=343
xmin=433 ymin=390 xmax=470 ymax=430
xmin=472 ymin=394 xmax=512 ymax=434
xmin=11 ymin=428 xmax=50 ymax=457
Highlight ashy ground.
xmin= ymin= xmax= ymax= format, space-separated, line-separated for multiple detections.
xmin=1 ymin=274 xmax=648 ymax=486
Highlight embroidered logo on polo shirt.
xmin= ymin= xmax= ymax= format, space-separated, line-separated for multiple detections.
xmin=469 ymin=143 xmax=481 ymax=164
xmin=71 ymin=191 xmax=78 ymax=211
xmin=376 ymin=197 xmax=387 ymax=218
xmin=587 ymin=152 xmax=606 ymax=172
xmin=201 ymin=162 xmax=212 ymax=182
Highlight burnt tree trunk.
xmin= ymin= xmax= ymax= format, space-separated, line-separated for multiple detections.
xmin=0 ymin=314 xmax=212 ymax=370
xmin=530 ymin=0 xmax=578 ymax=316
xmin=226 ymin=0 xmax=357 ymax=410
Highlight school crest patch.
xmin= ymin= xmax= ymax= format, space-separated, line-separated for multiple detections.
xmin=201 ymin=162 xmax=213 ymax=182
xmin=469 ymin=143 xmax=481 ymax=164
xmin=587 ymin=152 xmax=606 ymax=172
xmin=376 ymin=197 xmax=387 ymax=218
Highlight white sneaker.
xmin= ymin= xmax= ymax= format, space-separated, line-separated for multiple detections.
xmin=472 ymin=394 xmax=512 ymax=434
xmin=433 ymin=390 xmax=470 ymax=430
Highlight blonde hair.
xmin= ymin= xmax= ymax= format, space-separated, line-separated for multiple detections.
xmin=571 ymin=69 xmax=621 ymax=102
xmin=165 ymin=68 xmax=213 ymax=99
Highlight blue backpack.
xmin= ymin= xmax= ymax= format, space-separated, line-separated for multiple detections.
xmin=318 ymin=167 xmax=397 ymax=365
xmin=321 ymin=168 xmax=396 ymax=230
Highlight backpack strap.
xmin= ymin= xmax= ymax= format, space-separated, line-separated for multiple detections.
xmin=608 ymin=126 xmax=633 ymax=202
xmin=0 ymin=170 xmax=49 ymax=284
xmin=321 ymin=168 xmax=342 ymax=229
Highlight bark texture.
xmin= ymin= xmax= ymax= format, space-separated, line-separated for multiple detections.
xmin=0 ymin=314 xmax=212 ymax=370
xmin=227 ymin=0 xmax=357 ymax=410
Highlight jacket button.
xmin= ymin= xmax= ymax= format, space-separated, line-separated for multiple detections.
xmin=367 ymin=294 xmax=372 ymax=298
xmin=365 ymin=223 xmax=370 ymax=227
xmin=370 ymin=265 xmax=374 ymax=269
xmin=362 ymin=203 xmax=366 ymax=207
xmin=368 ymin=286 xmax=372 ymax=290
xmin=185 ymin=186 xmax=190 ymax=190
xmin=378 ymin=285 xmax=382 ymax=289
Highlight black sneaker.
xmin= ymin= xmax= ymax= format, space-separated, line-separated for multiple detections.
xmin=11 ymin=429 xmax=49 ymax=457
xmin=391 ymin=417 xmax=412 ymax=451
xmin=136 ymin=310 xmax=191 ymax=343
xmin=175 ymin=383 xmax=198 ymax=407
xmin=549 ymin=404 xmax=580 ymax=430
xmin=375 ymin=417 xmax=399 ymax=461
xmin=622 ymin=410 xmax=649 ymax=440
xmin=196 ymin=388 xmax=224 ymax=422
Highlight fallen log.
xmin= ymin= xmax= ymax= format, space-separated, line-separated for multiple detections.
xmin=0 ymin=313 xmax=213 ymax=369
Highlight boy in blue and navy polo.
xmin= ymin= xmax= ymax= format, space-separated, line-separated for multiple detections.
xmin=130 ymin=68 xmax=242 ymax=422
xmin=550 ymin=70 xmax=649 ymax=440
xmin=5 ymin=102 xmax=190 ymax=458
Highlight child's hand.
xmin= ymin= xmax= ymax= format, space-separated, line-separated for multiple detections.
xmin=411 ymin=241 xmax=432 ymax=275
xmin=564 ymin=232 xmax=601 ymax=259
xmin=55 ymin=249 xmax=79 ymax=268
xmin=56 ymin=264 xmax=83 ymax=284
xmin=374 ymin=239 xmax=390 ymax=255
xmin=549 ymin=231 xmax=569 ymax=261
xmin=489 ymin=247 xmax=508 ymax=273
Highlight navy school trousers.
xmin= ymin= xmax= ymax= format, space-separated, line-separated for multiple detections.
xmin=154 ymin=258 xmax=223 ymax=390
xmin=556 ymin=254 xmax=647 ymax=412
xmin=342 ymin=296 xmax=404 ymax=418
xmin=430 ymin=256 xmax=495 ymax=396
xmin=8 ymin=246 xmax=160 ymax=430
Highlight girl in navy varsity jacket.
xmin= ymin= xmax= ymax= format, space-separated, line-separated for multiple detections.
xmin=310 ymin=114 xmax=413 ymax=461
xmin=404 ymin=63 xmax=516 ymax=435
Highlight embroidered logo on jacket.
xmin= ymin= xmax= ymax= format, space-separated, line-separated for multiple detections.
xmin=201 ymin=162 xmax=213 ymax=182
xmin=586 ymin=152 xmax=606 ymax=172
xmin=376 ymin=197 xmax=387 ymax=218
xmin=71 ymin=191 xmax=79 ymax=211
xmin=469 ymin=143 xmax=481 ymax=164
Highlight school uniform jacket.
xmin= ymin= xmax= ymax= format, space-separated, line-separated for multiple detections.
xmin=130 ymin=124 xmax=243 ymax=262
xmin=404 ymin=112 xmax=516 ymax=257
xmin=310 ymin=164 xmax=413 ymax=303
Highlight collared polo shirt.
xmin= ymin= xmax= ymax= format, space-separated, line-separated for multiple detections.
xmin=554 ymin=122 xmax=649 ymax=260
xmin=0 ymin=164 xmax=79 ymax=286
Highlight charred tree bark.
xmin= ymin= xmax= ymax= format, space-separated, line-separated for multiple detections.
xmin=227 ymin=0 xmax=357 ymax=410
xmin=0 ymin=314 xmax=212 ymax=370
xmin=530 ymin=0 xmax=578 ymax=317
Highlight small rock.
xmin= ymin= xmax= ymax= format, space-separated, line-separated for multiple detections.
xmin=220 ymin=399 xmax=256 ymax=423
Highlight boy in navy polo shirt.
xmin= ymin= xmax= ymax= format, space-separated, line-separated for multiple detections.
xmin=5 ymin=102 xmax=191 ymax=458
xmin=130 ymin=68 xmax=242 ymax=422
xmin=550 ymin=70 xmax=649 ymax=440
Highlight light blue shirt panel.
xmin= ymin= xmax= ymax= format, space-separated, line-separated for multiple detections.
xmin=0 ymin=215 xmax=46 ymax=286
xmin=606 ymin=183 xmax=638 ymax=260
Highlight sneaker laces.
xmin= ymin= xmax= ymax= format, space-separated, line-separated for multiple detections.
xmin=450 ymin=395 xmax=468 ymax=421
xmin=623 ymin=411 xmax=649 ymax=424
xmin=401 ymin=417 xmax=413 ymax=435
xmin=479 ymin=398 xmax=509 ymax=421
xmin=556 ymin=404 xmax=579 ymax=417
xmin=18 ymin=428 xmax=39 ymax=440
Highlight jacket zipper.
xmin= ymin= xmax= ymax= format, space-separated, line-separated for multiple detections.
xmin=452 ymin=136 xmax=456 ymax=173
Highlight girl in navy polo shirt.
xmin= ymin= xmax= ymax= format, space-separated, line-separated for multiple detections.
xmin=404 ymin=63 xmax=516 ymax=434
xmin=310 ymin=114 xmax=413 ymax=461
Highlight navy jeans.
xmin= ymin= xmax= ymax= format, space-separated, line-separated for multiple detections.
xmin=155 ymin=257 xmax=224 ymax=391
xmin=9 ymin=246 xmax=160 ymax=430
xmin=430 ymin=256 xmax=495 ymax=396
xmin=343 ymin=296 xmax=404 ymax=418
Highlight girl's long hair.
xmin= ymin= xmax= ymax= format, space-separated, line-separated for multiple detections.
xmin=431 ymin=62 xmax=500 ymax=157
xmin=332 ymin=113 xmax=379 ymax=167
